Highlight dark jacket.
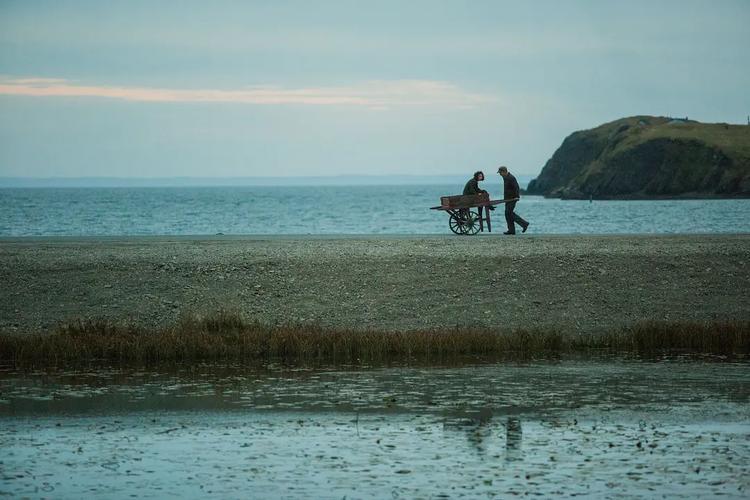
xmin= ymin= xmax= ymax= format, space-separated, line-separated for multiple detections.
xmin=463 ymin=178 xmax=482 ymax=195
xmin=503 ymin=173 xmax=520 ymax=200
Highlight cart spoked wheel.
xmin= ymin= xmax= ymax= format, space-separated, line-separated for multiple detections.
xmin=448 ymin=212 xmax=467 ymax=235
xmin=449 ymin=210 xmax=480 ymax=235
xmin=462 ymin=210 xmax=481 ymax=235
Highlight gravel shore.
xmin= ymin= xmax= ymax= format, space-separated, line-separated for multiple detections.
xmin=1 ymin=234 xmax=749 ymax=334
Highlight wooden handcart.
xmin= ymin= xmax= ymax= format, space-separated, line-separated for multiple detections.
xmin=430 ymin=193 xmax=518 ymax=235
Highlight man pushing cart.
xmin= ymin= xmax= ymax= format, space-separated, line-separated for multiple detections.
xmin=430 ymin=166 xmax=529 ymax=236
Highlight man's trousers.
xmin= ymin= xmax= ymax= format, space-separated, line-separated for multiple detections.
xmin=504 ymin=200 xmax=528 ymax=233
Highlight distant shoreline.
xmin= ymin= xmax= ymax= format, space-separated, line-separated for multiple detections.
xmin=535 ymin=193 xmax=750 ymax=201
xmin=0 ymin=175 xmax=535 ymax=188
xmin=3 ymin=181 xmax=747 ymax=199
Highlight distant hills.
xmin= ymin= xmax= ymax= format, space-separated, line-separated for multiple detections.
xmin=0 ymin=174 xmax=533 ymax=189
xmin=0 ymin=175 xmax=462 ymax=188
xmin=526 ymin=116 xmax=750 ymax=199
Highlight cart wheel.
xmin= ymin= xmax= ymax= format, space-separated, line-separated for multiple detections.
xmin=449 ymin=212 xmax=467 ymax=235
xmin=462 ymin=210 xmax=481 ymax=235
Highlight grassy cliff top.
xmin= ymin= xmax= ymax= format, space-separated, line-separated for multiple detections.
xmin=528 ymin=116 xmax=750 ymax=198
xmin=586 ymin=115 xmax=750 ymax=159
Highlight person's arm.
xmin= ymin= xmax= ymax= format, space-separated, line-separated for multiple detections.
xmin=464 ymin=179 xmax=479 ymax=195
xmin=472 ymin=180 xmax=489 ymax=196
xmin=509 ymin=176 xmax=520 ymax=199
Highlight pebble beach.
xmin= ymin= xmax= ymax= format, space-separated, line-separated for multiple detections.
xmin=2 ymin=234 xmax=748 ymax=334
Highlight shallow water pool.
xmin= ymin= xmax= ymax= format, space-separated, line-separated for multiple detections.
xmin=1 ymin=359 xmax=748 ymax=498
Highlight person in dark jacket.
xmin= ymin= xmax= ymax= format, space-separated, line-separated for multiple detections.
xmin=463 ymin=171 xmax=486 ymax=196
xmin=463 ymin=171 xmax=494 ymax=220
xmin=498 ymin=166 xmax=529 ymax=234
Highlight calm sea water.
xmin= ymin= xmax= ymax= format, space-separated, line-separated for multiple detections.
xmin=1 ymin=185 xmax=749 ymax=236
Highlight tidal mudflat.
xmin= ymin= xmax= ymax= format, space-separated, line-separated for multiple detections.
xmin=1 ymin=358 xmax=748 ymax=498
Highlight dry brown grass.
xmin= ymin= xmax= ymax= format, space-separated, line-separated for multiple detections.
xmin=0 ymin=311 xmax=748 ymax=367
xmin=593 ymin=320 xmax=750 ymax=353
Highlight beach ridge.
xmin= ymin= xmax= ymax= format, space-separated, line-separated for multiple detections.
xmin=2 ymin=234 xmax=748 ymax=334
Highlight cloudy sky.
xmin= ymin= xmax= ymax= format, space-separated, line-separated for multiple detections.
xmin=1 ymin=0 xmax=748 ymax=178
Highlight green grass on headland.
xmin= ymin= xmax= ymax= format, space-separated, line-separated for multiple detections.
xmin=526 ymin=115 xmax=750 ymax=198
xmin=1 ymin=310 xmax=748 ymax=367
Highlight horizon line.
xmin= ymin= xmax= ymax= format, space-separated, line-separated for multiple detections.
xmin=0 ymin=174 xmax=510 ymax=179
xmin=0 ymin=173 xmax=535 ymax=188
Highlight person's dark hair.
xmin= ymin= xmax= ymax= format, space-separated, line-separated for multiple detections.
xmin=473 ymin=171 xmax=484 ymax=180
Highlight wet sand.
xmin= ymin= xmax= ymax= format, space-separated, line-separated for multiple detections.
xmin=1 ymin=234 xmax=749 ymax=334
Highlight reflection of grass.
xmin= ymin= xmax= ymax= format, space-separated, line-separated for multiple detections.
xmin=1 ymin=311 xmax=748 ymax=367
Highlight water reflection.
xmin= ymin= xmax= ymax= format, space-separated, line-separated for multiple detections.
xmin=443 ymin=411 xmax=524 ymax=459
xmin=505 ymin=416 xmax=523 ymax=462
xmin=444 ymin=406 xmax=496 ymax=454
xmin=2 ymin=358 xmax=748 ymax=416
xmin=0 ymin=360 xmax=748 ymax=498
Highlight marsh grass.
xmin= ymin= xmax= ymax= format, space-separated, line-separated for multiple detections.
xmin=0 ymin=311 xmax=748 ymax=367
xmin=595 ymin=320 xmax=750 ymax=353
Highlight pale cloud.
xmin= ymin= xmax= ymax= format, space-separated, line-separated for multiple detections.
xmin=0 ymin=77 xmax=494 ymax=109
xmin=4 ymin=77 xmax=70 ymax=85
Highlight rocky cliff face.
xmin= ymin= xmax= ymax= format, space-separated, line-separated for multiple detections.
xmin=527 ymin=116 xmax=750 ymax=199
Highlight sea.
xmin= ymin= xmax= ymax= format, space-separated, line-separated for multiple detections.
xmin=1 ymin=185 xmax=750 ymax=236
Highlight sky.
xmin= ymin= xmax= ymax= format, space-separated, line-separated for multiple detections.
xmin=1 ymin=0 xmax=749 ymax=179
